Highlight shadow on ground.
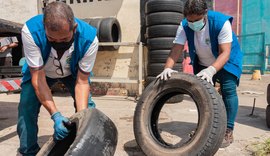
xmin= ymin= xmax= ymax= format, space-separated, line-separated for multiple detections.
xmin=236 ymin=105 xmax=269 ymax=130
xmin=124 ymin=121 xmax=197 ymax=156
xmin=0 ymin=101 xmax=18 ymax=131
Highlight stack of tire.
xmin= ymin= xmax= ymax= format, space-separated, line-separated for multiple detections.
xmin=144 ymin=0 xmax=184 ymax=86
xmin=144 ymin=0 xmax=185 ymax=103
xmin=83 ymin=18 xmax=121 ymax=51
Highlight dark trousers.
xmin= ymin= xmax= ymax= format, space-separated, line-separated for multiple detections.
xmin=195 ymin=65 xmax=239 ymax=130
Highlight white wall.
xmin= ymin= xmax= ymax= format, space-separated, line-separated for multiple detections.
xmin=0 ymin=0 xmax=38 ymax=24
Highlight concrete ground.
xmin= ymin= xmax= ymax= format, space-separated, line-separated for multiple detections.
xmin=0 ymin=74 xmax=269 ymax=156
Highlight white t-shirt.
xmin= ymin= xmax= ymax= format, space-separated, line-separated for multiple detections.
xmin=0 ymin=37 xmax=18 ymax=58
xmin=22 ymin=25 xmax=98 ymax=78
xmin=173 ymin=19 xmax=233 ymax=67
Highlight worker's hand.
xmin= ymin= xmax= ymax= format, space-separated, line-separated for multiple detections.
xmin=196 ymin=66 xmax=217 ymax=85
xmin=157 ymin=68 xmax=178 ymax=80
xmin=0 ymin=46 xmax=8 ymax=52
xmin=51 ymin=112 xmax=70 ymax=141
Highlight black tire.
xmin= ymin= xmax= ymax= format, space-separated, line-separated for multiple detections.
xmin=267 ymin=84 xmax=270 ymax=105
xmin=146 ymin=12 xmax=183 ymax=26
xmin=149 ymin=50 xmax=183 ymax=63
xmin=267 ymin=105 xmax=270 ymax=128
xmin=99 ymin=18 xmax=121 ymax=51
xmin=144 ymin=76 xmax=184 ymax=103
xmin=147 ymin=37 xmax=175 ymax=50
xmin=134 ymin=73 xmax=227 ymax=156
xmin=147 ymin=63 xmax=182 ymax=77
xmin=82 ymin=18 xmax=91 ymax=24
xmin=140 ymin=0 xmax=147 ymax=44
xmin=146 ymin=25 xmax=179 ymax=38
xmin=145 ymin=0 xmax=184 ymax=14
xmin=88 ymin=18 xmax=103 ymax=39
xmin=37 ymin=109 xmax=118 ymax=156
xmin=144 ymin=76 xmax=157 ymax=87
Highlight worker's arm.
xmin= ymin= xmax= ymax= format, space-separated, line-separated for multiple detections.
xmin=211 ymin=20 xmax=233 ymax=71
xmin=157 ymin=44 xmax=185 ymax=80
xmin=212 ymin=42 xmax=231 ymax=71
xmin=30 ymin=68 xmax=58 ymax=115
xmin=75 ymin=69 xmax=90 ymax=111
xmin=165 ymin=44 xmax=185 ymax=68
xmin=31 ymin=68 xmax=70 ymax=141
xmin=74 ymin=36 xmax=98 ymax=111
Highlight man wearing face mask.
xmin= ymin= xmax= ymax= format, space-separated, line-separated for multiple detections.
xmin=17 ymin=1 xmax=98 ymax=155
xmin=157 ymin=0 xmax=243 ymax=148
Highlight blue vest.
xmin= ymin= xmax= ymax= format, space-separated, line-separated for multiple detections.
xmin=182 ymin=10 xmax=243 ymax=79
xmin=22 ymin=15 xmax=97 ymax=82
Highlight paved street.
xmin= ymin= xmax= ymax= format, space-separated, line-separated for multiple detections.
xmin=0 ymin=74 xmax=269 ymax=156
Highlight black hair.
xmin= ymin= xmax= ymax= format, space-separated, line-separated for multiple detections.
xmin=43 ymin=1 xmax=75 ymax=31
xmin=184 ymin=0 xmax=208 ymax=17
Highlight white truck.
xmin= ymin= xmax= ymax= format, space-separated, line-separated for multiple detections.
xmin=0 ymin=0 xmax=124 ymax=93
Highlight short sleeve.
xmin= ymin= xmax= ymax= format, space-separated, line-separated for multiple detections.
xmin=22 ymin=24 xmax=44 ymax=68
xmin=173 ymin=22 xmax=187 ymax=45
xmin=78 ymin=37 xmax=99 ymax=73
xmin=218 ymin=20 xmax=233 ymax=44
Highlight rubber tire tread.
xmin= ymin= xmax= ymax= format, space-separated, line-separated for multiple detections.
xmin=134 ymin=73 xmax=227 ymax=156
xmin=88 ymin=18 xmax=103 ymax=39
xmin=145 ymin=76 xmax=184 ymax=103
xmin=147 ymin=63 xmax=182 ymax=76
xmin=148 ymin=50 xmax=183 ymax=63
xmin=145 ymin=0 xmax=184 ymax=14
xmin=146 ymin=25 xmax=179 ymax=38
xmin=147 ymin=37 xmax=175 ymax=50
xmin=146 ymin=12 xmax=183 ymax=26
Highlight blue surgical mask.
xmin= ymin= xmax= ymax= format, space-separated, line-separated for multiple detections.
xmin=188 ymin=18 xmax=205 ymax=32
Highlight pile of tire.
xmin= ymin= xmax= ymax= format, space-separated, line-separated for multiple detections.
xmin=83 ymin=18 xmax=121 ymax=51
xmin=144 ymin=0 xmax=184 ymax=86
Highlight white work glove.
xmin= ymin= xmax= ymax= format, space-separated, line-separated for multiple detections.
xmin=196 ymin=66 xmax=217 ymax=85
xmin=157 ymin=68 xmax=178 ymax=80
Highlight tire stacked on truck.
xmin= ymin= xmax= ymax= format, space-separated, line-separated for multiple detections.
xmin=144 ymin=0 xmax=184 ymax=86
xmin=83 ymin=18 xmax=121 ymax=51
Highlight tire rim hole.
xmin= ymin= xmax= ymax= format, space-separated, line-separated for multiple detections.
xmin=49 ymin=122 xmax=77 ymax=155
xmin=150 ymin=91 xmax=199 ymax=149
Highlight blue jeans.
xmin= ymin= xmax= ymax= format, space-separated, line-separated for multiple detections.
xmin=195 ymin=65 xmax=239 ymax=130
xmin=17 ymin=75 xmax=95 ymax=155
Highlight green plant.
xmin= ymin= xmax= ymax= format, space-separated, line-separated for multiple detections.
xmin=251 ymin=138 xmax=270 ymax=156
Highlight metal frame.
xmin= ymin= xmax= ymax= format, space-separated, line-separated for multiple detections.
xmin=0 ymin=42 xmax=144 ymax=95
xmin=91 ymin=42 xmax=144 ymax=95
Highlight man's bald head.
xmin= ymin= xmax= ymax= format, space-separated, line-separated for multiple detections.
xmin=43 ymin=1 xmax=75 ymax=31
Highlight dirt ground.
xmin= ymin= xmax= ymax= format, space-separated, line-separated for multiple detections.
xmin=0 ymin=74 xmax=269 ymax=156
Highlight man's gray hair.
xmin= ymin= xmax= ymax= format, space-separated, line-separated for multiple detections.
xmin=184 ymin=0 xmax=208 ymax=17
xmin=43 ymin=1 xmax=75 ymax=31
